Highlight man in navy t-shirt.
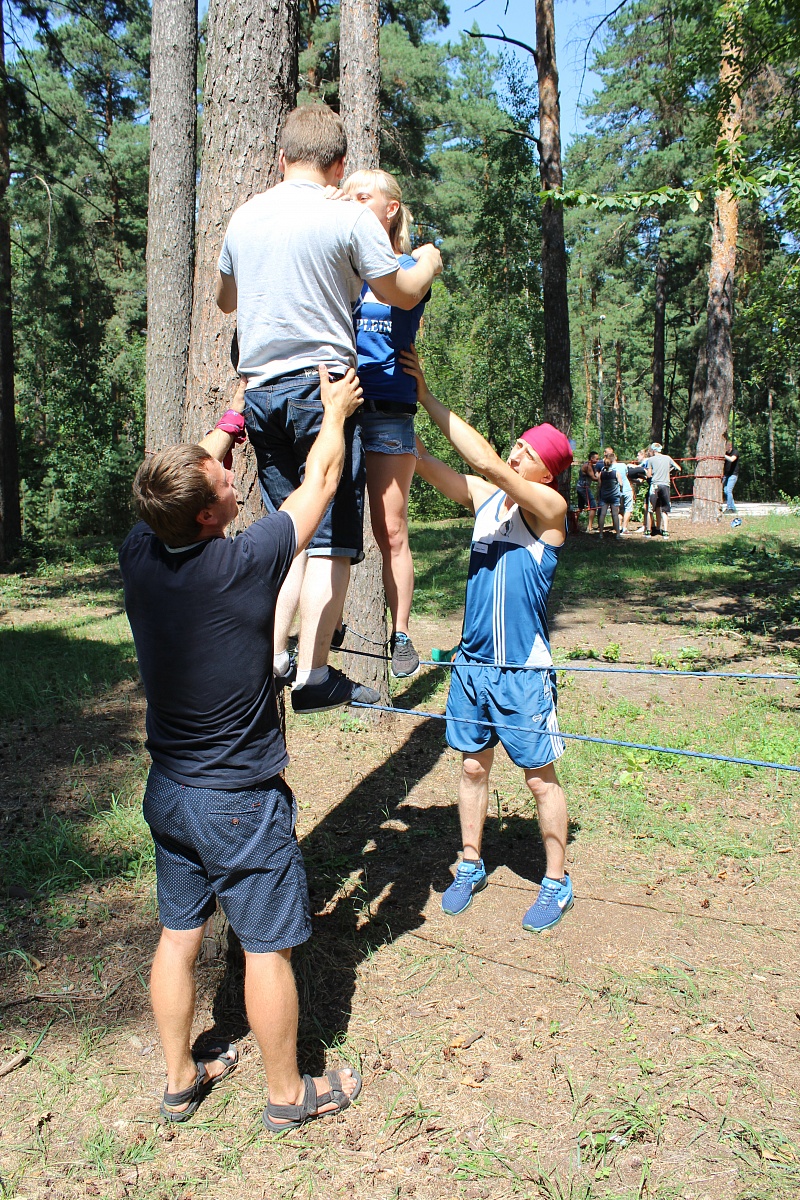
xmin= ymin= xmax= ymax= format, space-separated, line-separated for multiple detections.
xmin=120 ymin=367 xmax=364 ymax=1132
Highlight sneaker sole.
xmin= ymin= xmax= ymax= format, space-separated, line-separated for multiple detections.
xmin=390 ymin=662 xmax=421 ymax=680
xmin=441 ymin=876 xmax=488 ymax=916
xmin=291 ymin=697 xmax=354 ymax=715
xmin=522 ymin=895 xmax=574 ymax=934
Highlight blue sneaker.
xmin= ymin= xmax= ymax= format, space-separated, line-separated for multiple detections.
xmin=522 ymin=874 xmax=573 ymax=933
xmin=441 ymin=859 xmax=487 ymax=915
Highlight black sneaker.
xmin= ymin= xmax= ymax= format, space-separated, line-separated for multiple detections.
xmin=273 ymin=657 xmax=296 ymax=689
xmin=291 ymin=668 xmax=380 ymax=714
xmin=390 ymin=633 xmax=420 ymax=678
xmin=331 ymin=623 xmax=347 ymax=649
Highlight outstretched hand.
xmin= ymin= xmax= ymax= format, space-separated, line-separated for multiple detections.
xmin=411 ymin=243 xmax=443 ymax=277
xmin=319 ymin=364 xmax=363 ymax=420
xmin=321 ymin=185 xmax=353 ymax=202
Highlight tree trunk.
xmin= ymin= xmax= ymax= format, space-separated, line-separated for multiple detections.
xmin=0 ymin=0 xmax=20 ymax=560
xmin=536 ymin=0 xmax=573 ymax=474
xmin=339 ymin=0 xmax=380 ymax=172
xmin=692 ymin=9 xmax=741 ymax=523
xmin=684 ymin=338 xmax=706 ymax=458
xmin=767 ymin=384 xmax=775 ymax=489
xmin=650 ymin=256 xmax=667 ymax=446
xmin=183 ymin=0 xmax=299 ymax=531
xmin=594 ymin=336 xmax=604 ymax=447
xmin=613 ymin=339 xmax=622 ymax=438
xmin=146 ymin=0 xmax=197 ymax=452
xmin=339 ymin=0 xmax=389 ymax=707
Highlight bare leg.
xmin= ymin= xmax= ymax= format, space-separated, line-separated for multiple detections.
xmin=597 ymin=503 xmax=607 ymax=534
xmin=366 ymin=451 xmax=416 ymax=636
xmin=457 ymin=748 xmax=494 ymax=859
xmin=524 ymin=761 xmax=568 ymax=878
xmin=274 ymin=552 xmax=306 ymax=657
xmin=151 ymin=925 xmax=233 ymax=1110
xmin=297 ymin=556 xmax=351 ymax=671
xmin=245 ymin=948 xmax=359 ymax=1117
xmin=611 ymin=504 xmax=621 ymax=535
xmin=587 ymin=505 xmax=596 ymax=532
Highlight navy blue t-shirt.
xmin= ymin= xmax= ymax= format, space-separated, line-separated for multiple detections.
xmin=353 ymin=253 xmax=429 ymax=408
xmin=119 ymin=512 xmax=296 ymax=789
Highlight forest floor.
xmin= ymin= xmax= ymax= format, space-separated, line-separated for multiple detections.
xmin=1 ymin=514 xmax=799 ymax=1200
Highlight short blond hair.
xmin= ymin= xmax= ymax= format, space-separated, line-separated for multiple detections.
xmin=343 ymin=169 xmax=413 ymax=254
xmin=133 ymin=445 xmax=218 ymax=546
xmin=281 ymin=105 xmax=347 ymax=171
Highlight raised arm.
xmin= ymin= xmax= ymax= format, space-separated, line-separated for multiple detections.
xmin=198 ymin=376 xmax=247 ymax=461
xmin=414 ymin=435 xmax=485 ymax=513
xmin=280 ymin=366 xmax=364 ymax=554
xmin=367 ymin=245 xmax=442 ymax=311
xmin=400 ymin=348 xmax=567 ymax=533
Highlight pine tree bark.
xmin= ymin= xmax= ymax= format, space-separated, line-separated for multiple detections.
xmin=0 ymin=0 xmax=20 ymax=561
xmin=183 ymin=0 xmax=299 ymax=529
xmin=650 ymin=256 xmax=667 ymax=446
xmin=684 ymin=338 xmax=706 ymax=458
xmin=536 ymin=0 xmax=572 ymax=471
xmin=692 ymin=9 xmax=741 ymax=523
xmin=339 ymin=0 xmax=389 ymax=706
xmin=145 ymin=0 xmax=197 ymax=452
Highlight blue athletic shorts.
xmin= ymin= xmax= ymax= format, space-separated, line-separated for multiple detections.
xmin=361 ymin=410 xmax=417 ymax=456
xmin=445 ymin=656 xmax=565 ymax=769
xmin=620 ymin=492 xmax=634 ymax=515
xmin=143 ymin=766 xmax=311 ymax=954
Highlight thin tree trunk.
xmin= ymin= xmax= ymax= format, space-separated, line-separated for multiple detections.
xmin=339 ymin=0 xmax=380 ymax=171
xmin=579 ymin=268 xmax=592 ymax=432
xmin=650 ymin=256 xmax=667 ymax=445
xmin=146 ymin=0 xmax=197 ymax=452
xmin=693 ymin=8 xmax=741 ymax=523
xmin=685 ymin=338 xmax=706 ymax=458
xmin=0 ymin=0 xmax=19 ymax=560
xmin=767 ymin=384 xmax=775 ymax=488
xmin=184 ymin=0 xmax=299 ymax=531
xmin=595 ymin=336 xmax=604 ymax=448
xmin=613 ymin=339 xmax=622 ymax=438
xmin=536 ymin=0 xmax=572 ymax=480
xmin=339 ymin=0 xmax=389 ymax=706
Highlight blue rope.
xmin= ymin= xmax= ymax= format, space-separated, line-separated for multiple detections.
xmin=334 ymin=644 xmax=799 ymax=682
xmin=350 ymin=701 xmax=800 ymax=774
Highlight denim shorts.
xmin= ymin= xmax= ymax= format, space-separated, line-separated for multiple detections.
xmin=620 ymin=492 xmax=634 ymax=515
xmin=576 ymin=487 xmax=597 ymax=512
xmin=361 ymin=410 xmax=417 ymax=456
xmin=245 ymin=371 xmax=365 ymax=561
xmin=445 ymin=657 xmax=565 ymax=769
xmin=143 ymin=766 xmax=311 ymax=954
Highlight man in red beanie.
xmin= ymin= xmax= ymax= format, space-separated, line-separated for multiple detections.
xmin=400 ymin=349 xmax=574 ymax=933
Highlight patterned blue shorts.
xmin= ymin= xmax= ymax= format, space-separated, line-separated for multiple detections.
xmin=143 ymin=766 xmax=311 ymax=953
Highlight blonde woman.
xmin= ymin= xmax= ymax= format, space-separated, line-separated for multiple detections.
xmin=343 ymin=169 xmax=433 ymax=677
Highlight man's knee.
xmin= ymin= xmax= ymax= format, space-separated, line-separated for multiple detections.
xmin=159 ymin=924 xmax=206 ymax=960
xmin=462 ymin=753 xmax=492 ymax=785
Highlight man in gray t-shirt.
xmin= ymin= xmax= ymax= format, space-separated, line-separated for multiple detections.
xmin=217 ymin=105 xmax=442 ymax=715
xmin=642 ymin=444 xmax=680 ymax=538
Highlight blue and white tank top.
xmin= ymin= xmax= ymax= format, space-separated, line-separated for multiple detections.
xmin=461 ymin=490 xmax=561 ymax=668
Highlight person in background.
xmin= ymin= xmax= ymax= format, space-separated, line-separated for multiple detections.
xmin=342 ymin=169 xmax=432 ymax=678
xmin=634 ymin=449 xmax=653 ymax=535
xmin=576 ymin=451 xmax=600 ymax=532
xmin=643 ymin=442 xmax=680 ymax=538
xmin=608 ymin=449 xmax=635 ymax=535
xmin=722 ymin=440 xmax=740 ymax=514
xmin=597 ymin=447 xmax=622 ymax=538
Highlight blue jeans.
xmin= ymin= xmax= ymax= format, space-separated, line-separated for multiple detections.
xmin=245 ymin=371 xmax=365 ymax=560
xmin=724 ymin=474 xmax=738 ymax=512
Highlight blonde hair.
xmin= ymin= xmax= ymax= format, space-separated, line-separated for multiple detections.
xmin=343 ymin=169 xmax=413 ymax=254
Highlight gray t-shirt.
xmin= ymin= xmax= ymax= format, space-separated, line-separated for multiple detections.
xmin=644 ymin=453 xmax=680 ymax=488
xmin=219 ymin=181 xmax=399 ymax=387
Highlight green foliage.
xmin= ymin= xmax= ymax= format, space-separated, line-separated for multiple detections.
xmin=9 ymin=0 xmax=149 ymax=539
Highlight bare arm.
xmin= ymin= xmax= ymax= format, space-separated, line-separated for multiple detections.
xmin=280 ymin=366 xmax=363 ymax=554
xmin=198 ymin=376 xmax=247 ymax=461
xmin=401 ymin=348 xmax=567 ymax=536
xmin=216 ymin=271 xmax=238 ymax=314
xmin=414 ymin=435 xmax=489 ymax=512
xmin=367 ymin=245 xmax=442 ymax=311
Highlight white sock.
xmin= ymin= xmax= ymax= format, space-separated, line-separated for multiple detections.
xmin=273 ymin=651 xmax=291 ymax=677
xmin=294 ymin=666 xmax=328 ymax=690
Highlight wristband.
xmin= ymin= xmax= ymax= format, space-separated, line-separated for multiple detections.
xmin=215 ymin=409 xmax=247 ymax=443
